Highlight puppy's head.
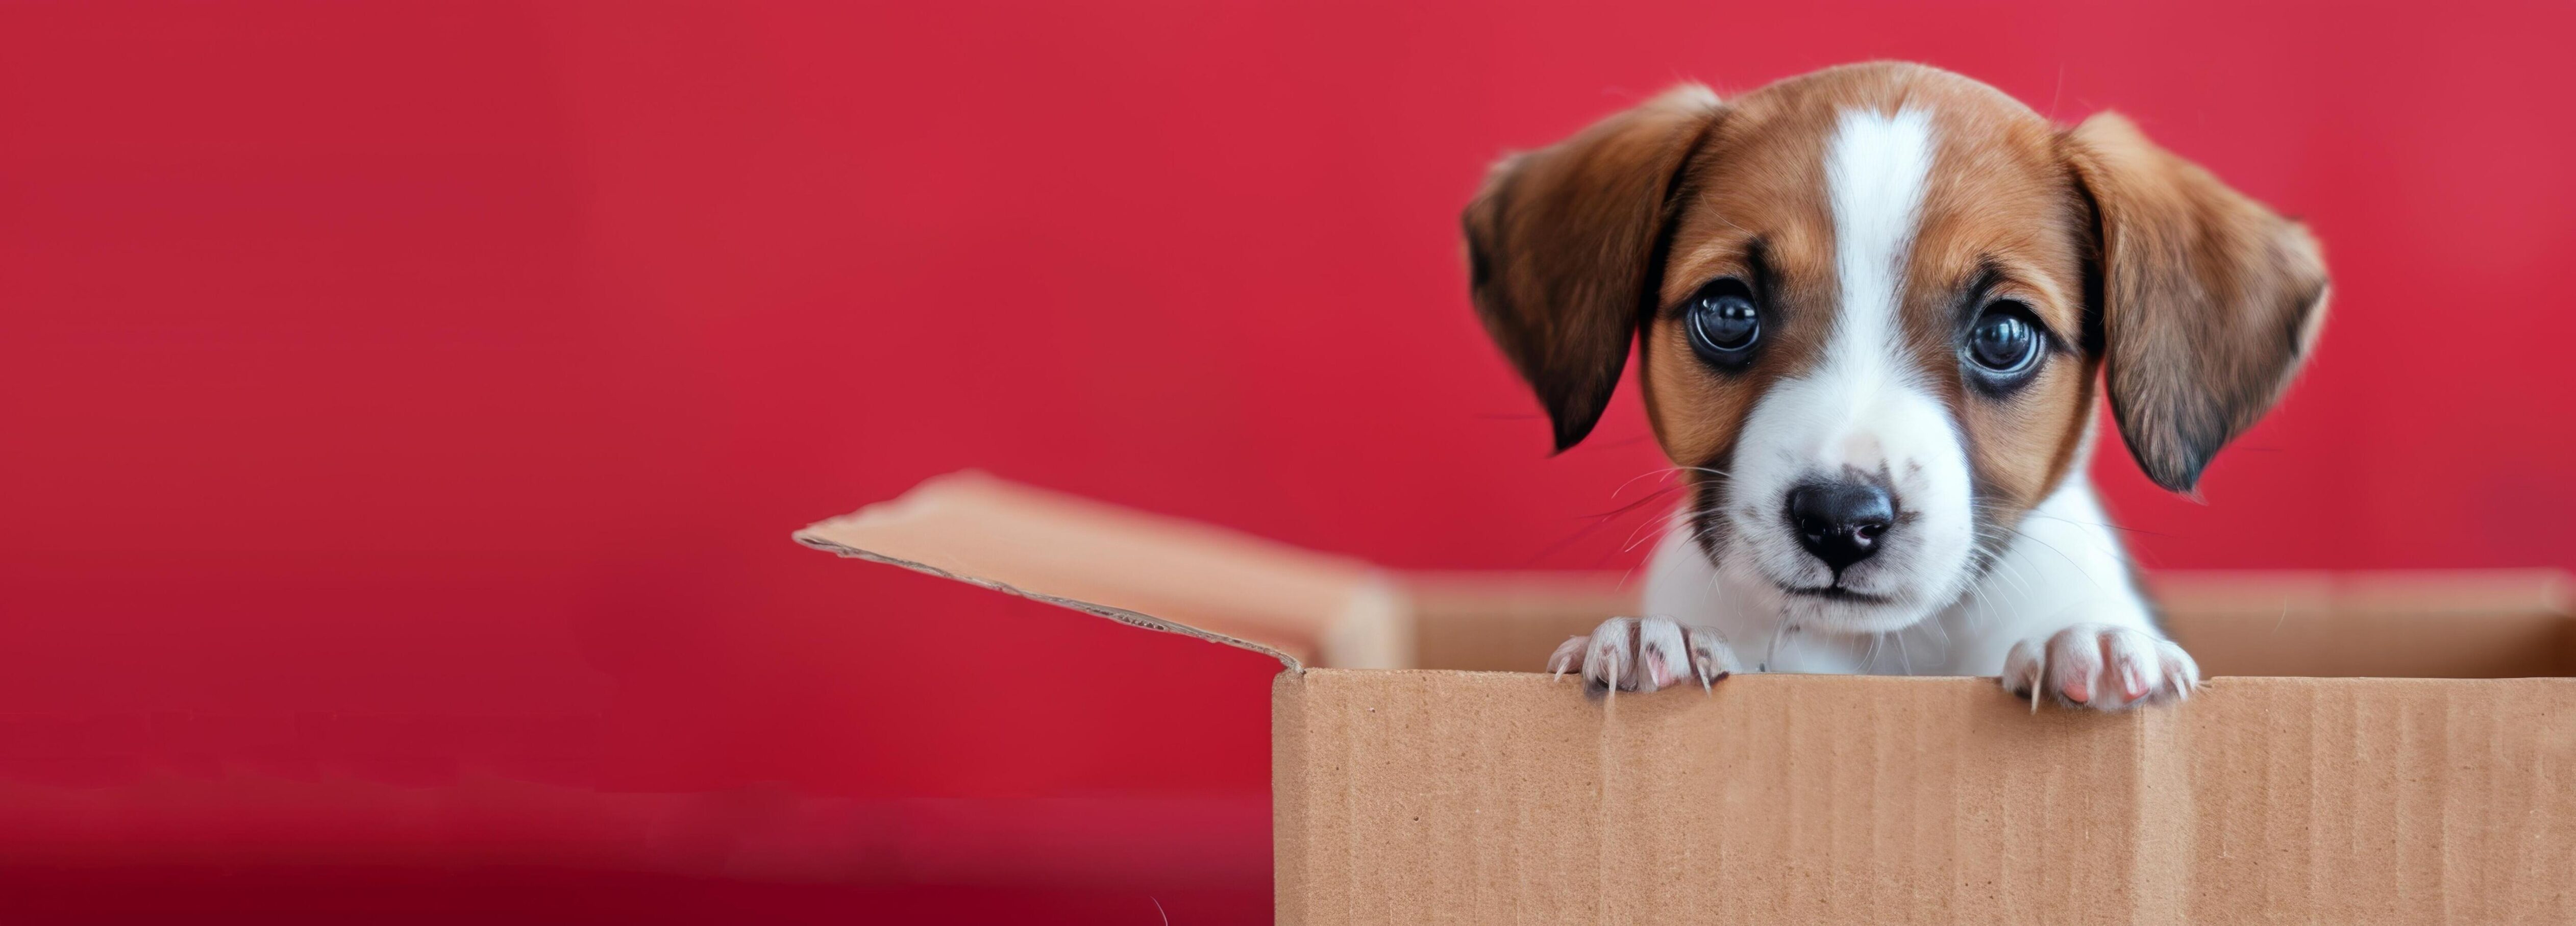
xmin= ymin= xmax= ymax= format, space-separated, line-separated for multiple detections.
xmin=1465 ymin=63 xmax=2327 ymax=633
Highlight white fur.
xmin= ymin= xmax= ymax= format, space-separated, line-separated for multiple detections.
xmin=1553 ymin=109 xmax=2193 ymax=710
xmin=1714 ymin=108 xmax=1976 ymax=635
xmin=1581 ymin=435 xmax=2192 ymax=709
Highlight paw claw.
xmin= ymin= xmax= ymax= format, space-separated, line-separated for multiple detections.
xmin=1551 ymin=617 xmax=1739 ymax=695
xmin=2003 ymin=624 xmax=2197 ymax=712
xmin=1548 ymin=635 xmax=1587 ymax=680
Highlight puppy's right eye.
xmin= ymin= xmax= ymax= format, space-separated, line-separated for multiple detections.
xmin=1685 ymin=279 xmax=1761 ymax=368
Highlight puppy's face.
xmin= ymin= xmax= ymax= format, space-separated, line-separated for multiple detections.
xmin=1466 ymin=64 xmax=2326 ymax=634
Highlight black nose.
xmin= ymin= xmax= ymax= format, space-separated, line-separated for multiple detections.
xmin=1788 ymin=481 xmax=1896 ymax=572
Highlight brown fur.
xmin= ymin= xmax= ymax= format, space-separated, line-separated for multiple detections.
xmin=1646 ymin=64 xmax=2106 ymax=524
xmin=2064 ymin=113 xmax=2330 ymax=493
xmin=1466 ymin=62 xmax=2324 ymax=522
xmin=1899 ymin=73 xmax=2098 ymax=517
xmin=1462 ymin=86 xmax=1723 ymax=451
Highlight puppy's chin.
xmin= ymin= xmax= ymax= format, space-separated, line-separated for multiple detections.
xmin=1774 ymin=586 xmax=1941 ymax=635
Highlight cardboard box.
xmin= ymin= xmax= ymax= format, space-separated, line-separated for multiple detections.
xmin=800 ymin=472 xmax=2576 ymax=924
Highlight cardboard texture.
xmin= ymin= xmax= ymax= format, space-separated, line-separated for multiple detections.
xmin=802 ymin=473 xmax=2576 ymax=924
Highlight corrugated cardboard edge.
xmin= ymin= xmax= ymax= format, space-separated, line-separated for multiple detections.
xmin=795 ymin=524 xmax=1305 ymax=670
xmin=1271 ymin=672 xmax=1311 ymax=926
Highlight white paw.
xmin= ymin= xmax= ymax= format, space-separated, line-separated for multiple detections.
xmin=1547 ymin=617 xmax=1739 ymax=695
xmin=2000 ymin=623 xmax=2199 ymax=711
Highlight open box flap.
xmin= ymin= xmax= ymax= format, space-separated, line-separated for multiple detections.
xmin=795 ymin=471 xmax=1415 ymax=670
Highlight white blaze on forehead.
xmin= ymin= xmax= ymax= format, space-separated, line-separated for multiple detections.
xmin=1823 ymin=106 xmax=1937 ymax=405
xmin=1707 ymin=104 xmax=1975 ymax=630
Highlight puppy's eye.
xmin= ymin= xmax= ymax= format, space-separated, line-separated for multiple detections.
xmin=1964 ymin=302 xmax=2043 ymax=378
xmin=1685 ymin=280 xmax=1760 ymax=366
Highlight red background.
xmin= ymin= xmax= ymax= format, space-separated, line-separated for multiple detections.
xmin=5 ymin=2 xmax=2571 ymax=922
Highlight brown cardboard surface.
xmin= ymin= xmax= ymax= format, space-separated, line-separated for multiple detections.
xmin=1402 ymin=571 xmax=1638 ymax=672
xmin=2151 ymin=570 xmax=2576 ymax=678
xmin=1275 ymin=670 xmax=2576 ymax=924
xmin=805 ymin=473 xmax=2576 ymax=924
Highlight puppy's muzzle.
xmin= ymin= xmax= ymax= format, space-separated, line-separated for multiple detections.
xmin=1788 ymin=478 xmax=1895 ymax=573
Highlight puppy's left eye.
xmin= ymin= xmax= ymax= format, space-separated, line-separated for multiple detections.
xmin=1683 ymin=278 xmax=1761 ymax=369
xmin=1965 ymin=302 xmax=2044 ymax=378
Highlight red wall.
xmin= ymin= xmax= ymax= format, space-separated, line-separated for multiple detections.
xmin=5 ymin=2 xmax=2571 ymax=922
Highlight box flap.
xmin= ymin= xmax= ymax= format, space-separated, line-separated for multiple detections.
xmin=796 ymin=471 xmax=1416 ymax=670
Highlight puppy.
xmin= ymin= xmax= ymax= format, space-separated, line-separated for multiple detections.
xmin=1463 ymin=63 xmax=2326 ymax=710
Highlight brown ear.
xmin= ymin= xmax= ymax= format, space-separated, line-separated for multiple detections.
xmin=2064 ymin=112 xmax=2331 ymax=493
xmin=1463 ymin=86 xmax=1722 ymax=452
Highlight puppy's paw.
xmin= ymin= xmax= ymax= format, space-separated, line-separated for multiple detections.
xmin=1548 ymin=617 xmax=1738 ymax=695
xmin=2000 ymin=623 xmax=2198 ymax=711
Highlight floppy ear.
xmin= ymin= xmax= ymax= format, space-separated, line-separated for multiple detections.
xmin=1463 ymin=86 xmax=1723 ymax=452
xmin=2064 ymin=112 xmax=2330 ymax=493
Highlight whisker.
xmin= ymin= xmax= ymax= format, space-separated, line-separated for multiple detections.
xmin=1980 ymin=544 xmax=2040 ymax=605
xmin=1607 ymin=468 xmax=1685 ymax=501
xmin=1525 ymin=485 xmax=1686 ymax=565
xmin=1620 ymin=506 xmax=1687 ymax=554
xmin=2023 ymin=512 xmax=2163 ymax=537
xmin=1926 ymin=619 xmax=1953 ymax=666
xmin=2007 ymin=525 xmax=2107 ymax=594
xmin=1577 ymin=482 xmax=1684 ymax=520
xmin=1999 ymin=558 xmax=2061 ymax=622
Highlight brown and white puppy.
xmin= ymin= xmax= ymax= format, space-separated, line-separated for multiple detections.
xmin=1464 ymin=63 xmax=2326 ymax=709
